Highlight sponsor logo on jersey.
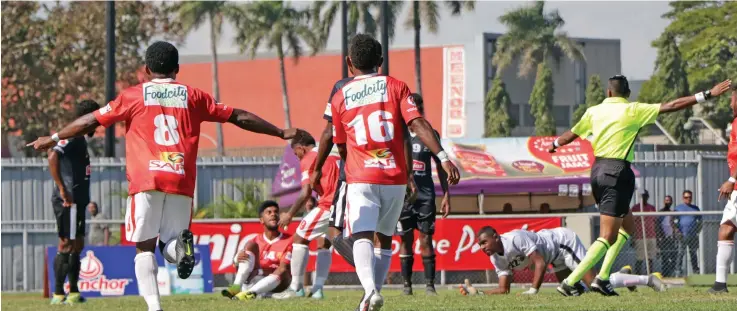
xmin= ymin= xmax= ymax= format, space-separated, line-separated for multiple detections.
xmin=407 ymin=96 xmax=416 ymax=106
xmin=508 ymin=255 xmax=527 ymax=270
xmin=149 ymin=152 xmax=185 ymax=175
xmin=98 ymin=104 xmax=112 ymax=115
xmin=413 ymin=160 xmax=425 ymax=171
xmin=64 ymin=250 xmax=131 ymax=296
xmin=343 ymin=77 xmax=388 ymax=110
xmin=364 ymin=148 xmax=396 ymax=169
xmin=143 ymin=83 xmax=188 ymax=108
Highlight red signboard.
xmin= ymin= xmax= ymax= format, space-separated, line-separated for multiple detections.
xmin=122 ymin=217 xmax=561 ymax=275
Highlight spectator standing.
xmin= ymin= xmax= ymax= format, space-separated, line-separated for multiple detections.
xmin=630 ymin=190 xmax=658 ymax=275
xmin=87 ymin=202 xmax=110 ymax=246
xmin=656 ymin=195 xmax=677 ymax=277
xmin=675 ymin=190 xmax=702 ymax=275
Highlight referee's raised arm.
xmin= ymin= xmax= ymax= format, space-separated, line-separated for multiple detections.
xmin=553 ymin=75 xmax=732 ymax=297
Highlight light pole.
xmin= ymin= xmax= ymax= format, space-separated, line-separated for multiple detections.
xmin=341 ymin=1 xmax=348 ymax=78
xmin=381 ymin=1 xmax=389 ymax=76
xmin=104 ymin=1 xmax=116 ymax=157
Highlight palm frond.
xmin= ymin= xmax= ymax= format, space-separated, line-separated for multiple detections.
xmin=421 ymin=1 xmax=440 ymax=34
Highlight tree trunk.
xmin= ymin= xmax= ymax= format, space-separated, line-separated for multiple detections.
xmin=413 ymin=0 xmax=422 ymax=95
xmin=277 ymin=47 xmax=292 ymax=129
xmin=210 ymin=13 xmax=225 ymax=156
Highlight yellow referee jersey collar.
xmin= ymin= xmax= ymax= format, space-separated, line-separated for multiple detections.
xmin=603 ymin=97 xmax=631 ymax=104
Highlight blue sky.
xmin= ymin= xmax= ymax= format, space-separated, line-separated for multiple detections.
xmin=177 ymin=1 xmax=672 ymax=80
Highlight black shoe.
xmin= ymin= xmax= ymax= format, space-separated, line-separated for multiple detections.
xmin=402 ymin=286 xmax=413 ymax=295
xmin=557 ymin=281 xmax=582 ymax=297
xmin=425 ymin=285 xmax=437 ymax=296
xmin=707 ymin=282 xmax=729 ymax=294
xmin=573 ymin=281 xmax=587 ymax=294
xmin=175 ymin=229 xmax=195 ymax=279
xmin=591 ymin=277 xmax=619 ymax=296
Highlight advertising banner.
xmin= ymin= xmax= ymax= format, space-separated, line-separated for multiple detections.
xmin=121 ymin=217 xmax=561 ymax=275
xmin=442 ymin=46 xmax=467 ymax=138
xmin=45 ymin=245 xmax=213 ymax=297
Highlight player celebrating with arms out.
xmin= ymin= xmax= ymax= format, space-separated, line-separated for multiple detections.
xmin=397 ymin=93 xmax=450 ymax=296
xmin=27 ymin=42 xmax=305 ymax=311
xmin=460 ymin=226 xmax=665 ymax=296
xmin=222 ymin=201 xmax=294 ymax=301
xmin=311 ymin=34 xmax=460 ymax=311
xmin=276 ymin=131 xmax=341 ymax=299
xmin=711 ymin=87 xmax=737 ymax=294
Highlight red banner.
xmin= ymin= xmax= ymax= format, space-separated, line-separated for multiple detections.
xmin=121 ymin=217 xmax=561 ymax=275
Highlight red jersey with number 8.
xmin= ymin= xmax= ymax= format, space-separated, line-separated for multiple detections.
xmin=729 ymin=118 xmax=737 ymax=176
xmin=330 ymin=74 xmax=422 ymax=185
xmin=93 ymin=78 xmax=233 ymax=198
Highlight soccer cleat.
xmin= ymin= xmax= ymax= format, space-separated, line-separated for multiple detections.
xmin=49 ymin=294 xmax=66 ymax=305
xmin=425 ymin=285 xmax=438 ymax=296
xmin=296 ymin=287 xmax=306 ymax=297
xmin=557 ymin=281 xmax=582 ymax=297
xmin=368 ymin=291 xmax=384 ymax=311
xmin=707 ymin=282 xmax=729 ymax=294
xmin=591 ymin=277 xmax=619 ymax=296
xmin=221 ymin=285 xmax=240 ymax=299
xmin=272 ymin=289 xmax=300 ymax=300
xmin=619 ymin=265 xmax=637 ymax=292
xmin=648 ymin=273 xmax=666 ymax=292
xmin=175 ymin=229 xmax=195 ymax=279
xmin=459 ymin=279 xmax=478 ymax=296
xmin=573 ymin=281 xmax=588 ymax=294
xmin=402 ymin=286 xmax=413 ymax=296
xmin=64 ymin=293 xmax=86 ymax=304
xmin=234 ymin=291 xmax=257 ymax=301
xmin=310 ymin=288 xmax=324 ymax=299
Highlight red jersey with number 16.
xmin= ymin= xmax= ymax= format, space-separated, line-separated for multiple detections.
xmin=330 ymin=74 xmax=422 ymax=185
xmin=93 ymin=78 xmax=234 ymax=198
xmin=728 ymin=118 xmax=737 ymax=176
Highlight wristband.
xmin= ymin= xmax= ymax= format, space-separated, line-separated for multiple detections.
xmin=437 ymin=150 xmax=450 ymax=163
xmin=695 ymin=92 xmax=706 ymax=103
xmin=553 ymin=138 xmax=561 ymax=148
xmin=729 ymin=177 xmax=736 ymax=183
xmin=51 ymin=133 xmax=61 ymax=143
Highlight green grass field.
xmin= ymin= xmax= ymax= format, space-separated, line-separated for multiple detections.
xmin=3 ymin=287 xmax=736 ymax=311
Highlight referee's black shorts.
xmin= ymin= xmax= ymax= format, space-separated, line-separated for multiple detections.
xmin=590 ymin=157 xmax=635 ymax=218
xmin=329 ymin=180 xmax=347 ymax=229
xmin=53 ymin=198 xmax=88 ymax=239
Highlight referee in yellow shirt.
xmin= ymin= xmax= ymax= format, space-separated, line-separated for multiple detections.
xmin=552 ymin=75 xmax=732 ymax=297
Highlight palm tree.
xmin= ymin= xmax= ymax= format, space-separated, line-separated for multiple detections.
xmin=492 ymin=1 xmax=584 ymax=78
xmin=405 ymin=1 xmax=475 ymax=95
xmin=234 ymin=1 xmax=319 ymax=129
xmin=169 ymin=1 xmax=241 ymax=156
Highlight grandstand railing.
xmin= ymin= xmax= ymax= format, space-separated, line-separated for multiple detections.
xmin=3 ymin=211 xmax=734 ymax=292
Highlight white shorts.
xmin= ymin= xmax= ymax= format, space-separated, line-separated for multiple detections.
xmin=296 ymin=207 xmax=331 ymax=241
xmin=345 ymin=183 xmax=406 ymax=236
xmin=125 ymin=190 xmax=193 ymax=243
xmin=721 ymin=191 xmax=737 ymax=226
xmin=548 ymin=228 xmax=587 ymax=272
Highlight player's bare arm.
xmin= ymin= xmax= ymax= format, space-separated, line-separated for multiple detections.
xmin=527 ymin=251 xmax=547 ymax=293
xmin=279 ymin=184 xmax=312 ymax=229
xmin=659 ymin=80 xmax=731 ymax=113
xmin=310 ymin=122 xmax=334 ymax=189
xmin=235 ymin=241 xmax=258 ymax=265
xmin=433 ymin=148 xmax=451 ymax=218
xmin=26 ymin=113 xmax=100 ymax=151
xmin=548 ymin=131 xmax=580 ymax=153
xmin=484 ymin=275 xmax=512 ymax=295
xmin=47 ymin=150 xmax=73 ymax=207
xmin=407 ymin=118 xmax=460 ymax=185
xmin=227 ymin=108 xmax=300 ymax=140
xmin=404 ymin=124 xmax=418 ymax=203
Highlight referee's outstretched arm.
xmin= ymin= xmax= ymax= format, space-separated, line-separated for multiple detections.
xmin=551 ymin=79 xmax=732 ymax=152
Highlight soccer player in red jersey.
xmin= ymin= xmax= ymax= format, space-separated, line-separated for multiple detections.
xmin=712 ymin=88 xmax=737 ymax=294
xmin=222 ymin=200 xmax=294 ymax=301
xmin=311 ymin=34 xmax=460 ymax=311
xmin=276 ymin=131 xmax=341 ymax=299
xmin=26 ymin=42 xmax=304 ymax=311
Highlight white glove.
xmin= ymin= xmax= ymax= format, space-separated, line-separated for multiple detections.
xmin=521 ymin=287 xmax=538 ymax=295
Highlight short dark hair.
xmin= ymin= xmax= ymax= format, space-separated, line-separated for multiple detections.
xmin=608 ymin=75 xmax=631 ymax=98
xmin=477 ymin=226 xmax=498 ymax=238
xmin=258 ymin=200 xmax=279 ymax=216
xmin=349 ymin=34 xmax=382 ymax=71
xmin=683 ymin=190 xmax=693 ymax=196
xmin=290 ymin=131 xmax=316 ymax=148
xmin=411 ymin=93 xmax=424 ymax=115
xmin=145 ymin=41 xmax=179 ymax=75
xmin=76 ymin=99 xmax=100 ymax=117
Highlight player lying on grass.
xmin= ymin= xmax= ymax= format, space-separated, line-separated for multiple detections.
xmin=459 ymin=226 xmax=665 ymax=296
xmin=222 ymin=201 xmax=293 ymax=301
xmin=275 ymin=131 xmax=342 ymax=299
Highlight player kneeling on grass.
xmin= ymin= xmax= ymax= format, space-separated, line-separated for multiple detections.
xmin=459 ymin=226 xmax=665 ymax=296
xmin=275 ymin=131 xmax=341 ymax=299
xmin=222 ymin=201 xmax=293 ymax=301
